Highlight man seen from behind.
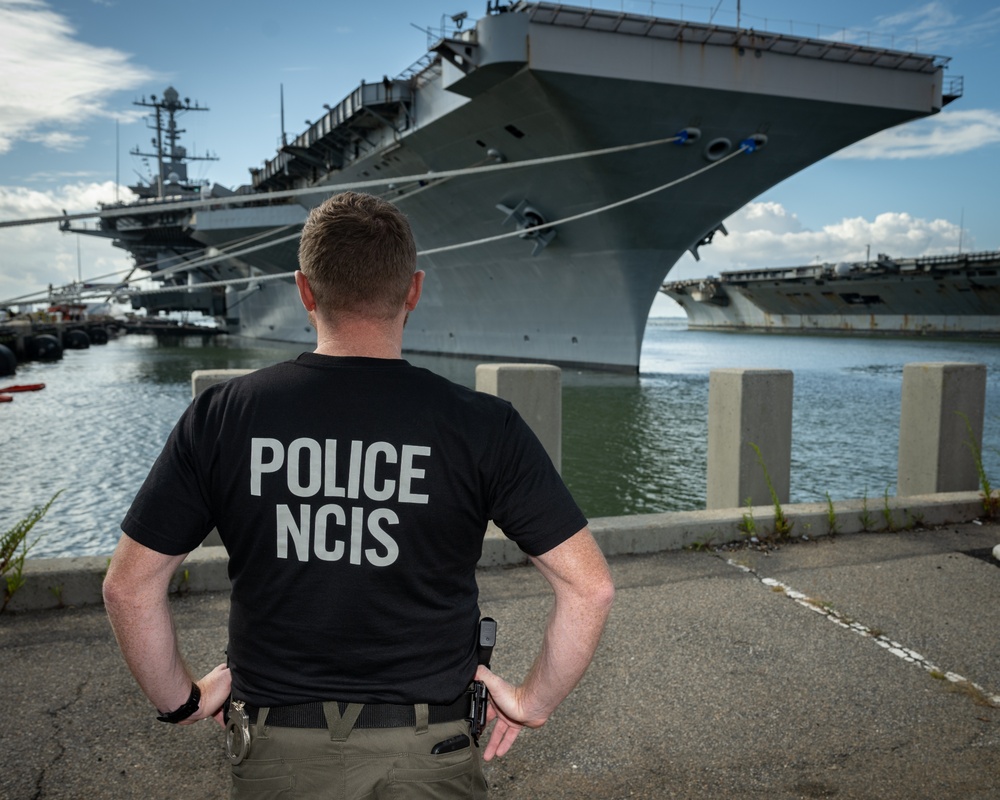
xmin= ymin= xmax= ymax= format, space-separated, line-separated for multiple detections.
xmin=103 ymin=191 xmax=615 ymax=798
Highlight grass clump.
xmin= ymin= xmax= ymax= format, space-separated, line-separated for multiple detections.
xmin=749 ymin=442 xmax=793 ymax=539
xmin=881 ymin=486 xmax=897 ymax=532
xmin=738 ymin=497 xmax=757 ymax=539
xmin=859 ymin=487 xmax=875 ymax=532
xmin=958 ymin=411 xmax=999 ymax=518
xmin=825 ymin=492 xmax=839 ymax=535
xmin=2 ymin=491 xmax=61 ymax=613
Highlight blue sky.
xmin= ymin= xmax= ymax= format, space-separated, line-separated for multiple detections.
xmin=1 ymin=0 xmax=998 ymax=314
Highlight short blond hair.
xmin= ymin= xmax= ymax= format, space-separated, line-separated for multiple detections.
xmin=298 ymin=192 xmax=417 ymax=319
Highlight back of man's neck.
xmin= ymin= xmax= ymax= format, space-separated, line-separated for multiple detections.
xmin=312 ymin=323 xmax=403 ymax=360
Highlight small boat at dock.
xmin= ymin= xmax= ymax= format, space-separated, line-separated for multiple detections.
xmin=0 ymin=382 xmax=44 ymax=403
xmin=0 ymin=383 xmax=46 ymax=393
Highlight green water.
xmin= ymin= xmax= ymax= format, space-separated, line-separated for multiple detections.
xmin=3 ymin=321 xmax=998 ymax=558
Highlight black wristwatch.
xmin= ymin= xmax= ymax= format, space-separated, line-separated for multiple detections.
xmin=156 ymin=682 xmax=201 ymax=724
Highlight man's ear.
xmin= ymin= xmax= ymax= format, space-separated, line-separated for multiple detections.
xmin=405 ymin=270 xmax=425 ymax=311
xmin=295 ymin=270 xmax=316 ymax=312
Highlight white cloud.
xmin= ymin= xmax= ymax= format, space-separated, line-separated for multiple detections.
xmin=725 ymin=200 xmax=805 ymax=235
xmin=0 ymin=181 xmax=135 ymax=306
xmin=871 ymin=2 xmax=1000 ymax=50
xmin=876 ymin=2 xmax=959 ymax=36
xmin=0 ymin=0 xmax=154 ymax=154
xmin=666 ymin=202 xmax=967 ymax=281
xmin=834 ymin=109 xmax=1000 ymax=160
xmin=22 ymin=130 xmax=88 ymax=151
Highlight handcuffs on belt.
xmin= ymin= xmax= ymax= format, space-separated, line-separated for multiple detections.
xmin=225 ymin=699 xmax=251 ymax=765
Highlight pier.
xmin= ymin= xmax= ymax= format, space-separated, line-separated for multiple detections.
xmin=0 ymin=317 xmax=122 ymax=375
xmin=4 ymin=521 xmax=998 ymax=798
xmin=123 ymin=318 xmax=224 ymax=344
xmin=0 ymin=317 xmax=223 ymax=377
xmin=3 ymin=361 xmax=998 ymax=797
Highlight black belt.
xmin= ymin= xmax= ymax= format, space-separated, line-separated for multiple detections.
xmin=244 ymin=694 xmax=469 ymax=729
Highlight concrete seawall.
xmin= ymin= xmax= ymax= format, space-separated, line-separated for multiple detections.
xmin=9 ymin=359 xmax=996 ymax=612
xmin=10 ymin=490 xmax=993 ymax=612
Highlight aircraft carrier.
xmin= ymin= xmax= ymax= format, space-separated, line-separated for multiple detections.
xmin=661 ymin=250 xmax=1000 ymax=337
xmin=74 ymin=1 xmax=962 ymax=371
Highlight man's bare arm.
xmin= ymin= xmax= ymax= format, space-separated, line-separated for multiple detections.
xmin=103 ymin=533 xmax=230 ymax=726
xmin=475 ymin=525 xmax=615 ymax=760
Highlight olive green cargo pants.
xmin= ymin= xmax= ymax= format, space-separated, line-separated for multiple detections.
xmin=230 ymin=702 xmax=488 ymax=799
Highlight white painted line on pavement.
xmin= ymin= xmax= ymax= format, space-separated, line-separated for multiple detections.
xmin=725 ymin=558 xmax=1000 ymax=708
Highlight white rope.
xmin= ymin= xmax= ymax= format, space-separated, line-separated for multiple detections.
xmin=419 ymin=144 xmax=749 ymax=256
xmin=142 ymin=230 xmax=303 ymax=281
xmin=0 ymin=134 xmax=683 ymax=230
xmin=61 ymin=144 xmax=752 ymax=301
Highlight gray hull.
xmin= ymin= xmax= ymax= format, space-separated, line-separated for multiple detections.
xmin=662 ymin=251 xmax=1000 ymax=337
xmin=134 ymin=3 xmax=959 ymax=370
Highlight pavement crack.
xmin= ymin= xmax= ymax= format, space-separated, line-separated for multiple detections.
xmin=34 ymin=675 xmax=90 ymax=798
xmin=719 ymin=554 xmax=1000 ymax=709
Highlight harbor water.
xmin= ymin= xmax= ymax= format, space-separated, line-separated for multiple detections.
xmin=2 ymin=318 xmax=998 ymax=559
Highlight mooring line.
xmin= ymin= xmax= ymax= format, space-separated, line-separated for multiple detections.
xmin=723 ymin=556 xmax=1000 ymax=707
xmin=11 ymin=143 xmax=752 ymax=305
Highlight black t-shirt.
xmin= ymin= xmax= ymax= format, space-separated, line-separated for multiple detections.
xmin=122 ymin=354 xmax=586 ymax=707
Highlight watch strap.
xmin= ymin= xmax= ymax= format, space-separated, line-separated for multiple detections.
xmin=156 ymin=682 xmax=201 ymax=724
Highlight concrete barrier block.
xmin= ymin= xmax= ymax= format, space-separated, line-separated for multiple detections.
xmin=476 ymin=363 xmax=562 ymax=471
xmin=191 ymin=368 xmax=255 ymax=398
xmin=707 ymin=369 xmax=793 ymax=510
xmin=176 ymin=546 xmax=231 ymax=593
xmin=898 ymin=362 xmax=987 ymax=496
xmin=479 ymin=522 xmax=530 ymax=567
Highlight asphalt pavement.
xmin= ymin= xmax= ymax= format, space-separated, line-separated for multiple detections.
xmin=2 ymin=522 xmax=998 ymax=799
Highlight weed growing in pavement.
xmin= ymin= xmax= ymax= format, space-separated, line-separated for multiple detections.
xmin=958 ymin=412 xmax=999 ymax=518
xmin=749 ymin=442 xmax=793 ymax=539
xmin=48 ymin=584 xmax=65 ymax=609
xmin=172 ymin=567 xmax=191 ymax=595
xmin=738 ymin=497 xmax=757 ymax=539
xmin=881 ymin=486 xmax=897 ymax=532
xmin=948 ymin=679 xmax=996 ymax=708
xmin=2 ymin=491 xmax=61 ymax=613
xmin=859 ymin=488 xmax=875 ymax=532
xmin=686 ymin=535 xmax=718 ymax=552
xmin=825 ymin=492 xmax=839 ymax=535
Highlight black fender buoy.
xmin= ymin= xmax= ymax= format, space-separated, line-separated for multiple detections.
xmin=0 ymin=343 xmax=15 ymax=377
xmin=27 ymin=334 xmax=62 ymax=361
xmin=64 ymin=329 xmax=91 ymax=349
xmin=88 ymin=326 xmax=109 ymax=345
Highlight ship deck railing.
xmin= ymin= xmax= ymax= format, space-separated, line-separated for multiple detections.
xmin=662 ymin=250 xmax=1000 ymax=292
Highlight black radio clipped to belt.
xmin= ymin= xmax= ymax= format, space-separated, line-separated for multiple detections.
xmin=468 ymin=617 xmax=497 ymax=744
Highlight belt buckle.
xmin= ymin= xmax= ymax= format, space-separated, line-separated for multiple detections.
xmin=226 ymin=700 xmax=251 ymax=765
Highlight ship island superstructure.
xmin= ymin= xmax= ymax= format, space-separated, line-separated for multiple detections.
xmin=70 ymin=1 xmax=961 ymax=371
